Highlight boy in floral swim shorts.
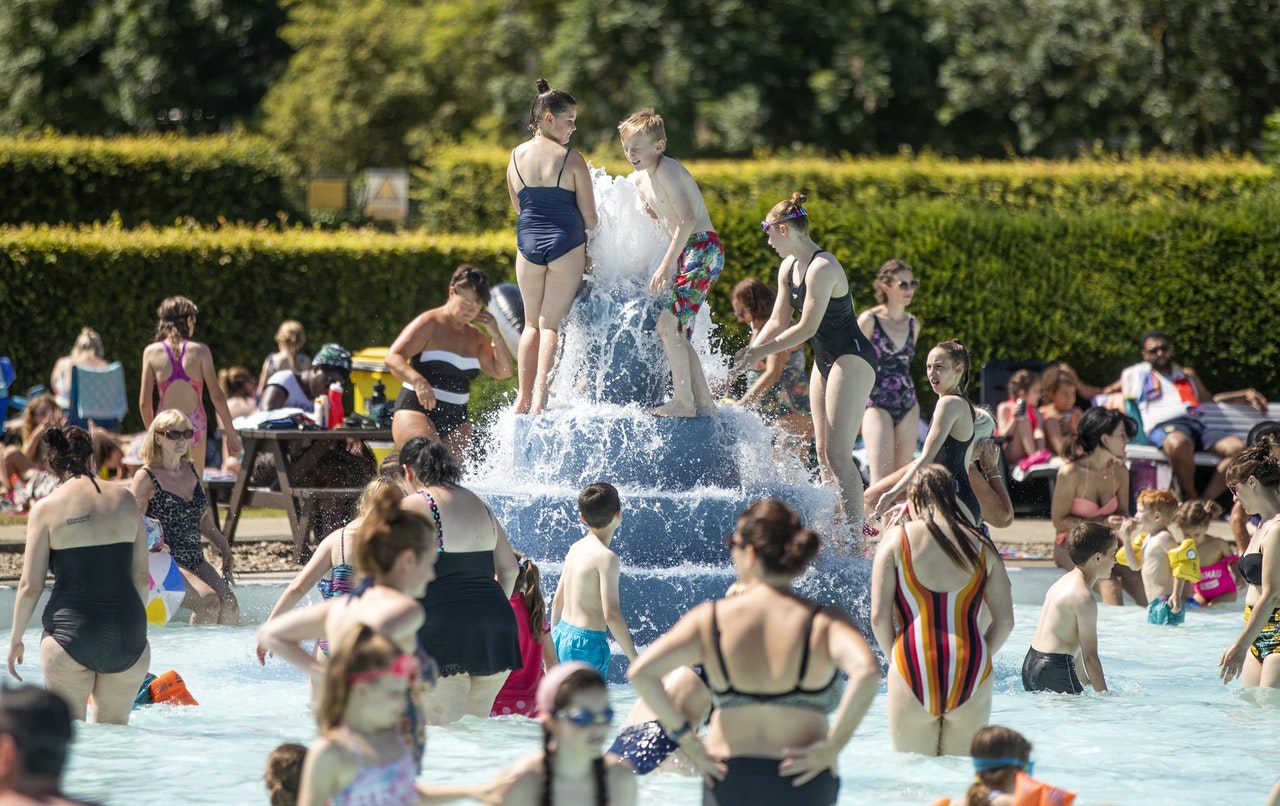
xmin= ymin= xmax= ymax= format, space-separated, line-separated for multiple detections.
xmin=619 ymin=109 xmax=725 ymax=418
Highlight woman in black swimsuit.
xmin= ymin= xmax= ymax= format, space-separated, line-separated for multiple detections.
xmin=7 ymin=426 xmax=150 ymax=724
xmin=1220 ymin=438 xmax=1280 ymax=688
xmin=629 ymin=499 xmax=879 ymax=806
xmin=733 ymin=193 xmax=879 ymax=532
xmin=130 ymin=411 xmax=239 ymax=625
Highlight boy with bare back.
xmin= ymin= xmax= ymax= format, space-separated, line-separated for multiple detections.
xmin=1023 ymin=522 xmax=1116 ymax=694
xmin=550 ymin=482 xmax=637 ymax=679
xmin=1119 ymin=489 xmax=1198 ymax=625
xmin=618 ymin=109 xmax=724 ymax=418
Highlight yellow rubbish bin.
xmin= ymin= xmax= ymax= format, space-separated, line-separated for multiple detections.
xmin=350 ymin=347 xmax=403 ymax=416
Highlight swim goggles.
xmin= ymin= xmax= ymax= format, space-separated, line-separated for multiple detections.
xmin=760 ymin=208 xmax=807 ymax=231
xmin=555 ymin=706 xmax=615 ymax=727
xmin=973 ymin=756 xmax=1034 ymax=775
xmin=348 ymin=654 xmax=419 ymax=683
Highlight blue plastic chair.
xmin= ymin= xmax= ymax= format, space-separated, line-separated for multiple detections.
xmin=66 ymin=362 xmax=128 ymax=430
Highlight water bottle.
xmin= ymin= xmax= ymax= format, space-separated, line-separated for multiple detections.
xmin=370 ymin=379 xmax=387 ymax=409
xmin=327 ymin=382 xmax=345 ymax=428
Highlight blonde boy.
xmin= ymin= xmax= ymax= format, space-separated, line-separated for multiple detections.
xmin=1024 ymin=522 xmax=1116 ymax=694
xmin=550 ymin=482 xmax=637 ymax=679
xmin=618 ymin=110 xmax=724 ymax=418
xmin=1120 ymin=489 xmax=1195 ymax=625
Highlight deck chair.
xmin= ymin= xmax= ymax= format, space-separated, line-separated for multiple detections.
xmin=67 ymin=362 xmax=128 ymax=430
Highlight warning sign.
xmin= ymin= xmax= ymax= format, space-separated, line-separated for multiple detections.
xmin=362 ymin=169 xmax=409 ymax=222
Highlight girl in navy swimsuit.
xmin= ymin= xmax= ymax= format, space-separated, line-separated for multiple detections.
xmin=734 ymin=193 xmax=879 ymax=531
xmin=507 ymin=78 xmax=599 ymax=416
xmin=8 ymin=425 xmax=150 ymax=725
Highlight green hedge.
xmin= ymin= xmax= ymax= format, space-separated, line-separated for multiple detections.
xmin=414 ymin=145 xmax=1275 ymax=232
xmin=0 ymin=135 xmax=300 ymax=227
xmin=0 ymin=226 xmax=514 ymax=430
xmin=4 ymin=192 xmax=1278 ymax=435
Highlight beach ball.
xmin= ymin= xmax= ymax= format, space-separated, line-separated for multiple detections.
xmin=146 ymin=553 xmax=186 ymax=626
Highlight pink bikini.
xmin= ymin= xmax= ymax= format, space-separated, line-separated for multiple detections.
xmin=1055 ymin=463 xmax=1119 ymax=545
xmin=158 ymin=341 xmax=207 ymax=446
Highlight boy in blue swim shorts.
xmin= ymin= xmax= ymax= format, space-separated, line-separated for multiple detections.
xmin=550 ymin=483 xmax=637 ymax=681
xmin=619 ymin=109 xmax=724 ymax=419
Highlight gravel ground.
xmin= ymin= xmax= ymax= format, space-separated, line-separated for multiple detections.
xmin=0 ymin=541 xmax=304 ymax=581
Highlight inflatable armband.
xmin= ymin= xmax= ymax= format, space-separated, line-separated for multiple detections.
xmin=1168 ymin=538 xmax=1202 ymax=582
xmin=1015 ymin=771 xmax=1076 ymax=805
xmin=1117 ymin=533 xmax=1147 ymax=568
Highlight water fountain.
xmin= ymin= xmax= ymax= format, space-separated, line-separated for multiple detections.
xmin=470 ymin=168 xmax=866 ymax=662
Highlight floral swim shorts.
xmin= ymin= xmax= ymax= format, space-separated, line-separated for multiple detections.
xmin=667 ymin=231 xmax=725 ymax=339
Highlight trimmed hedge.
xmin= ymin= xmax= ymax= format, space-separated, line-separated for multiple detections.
xmin=414 ymin=145 xmax=1275 ymax=232
xmin=0 ymin=225 xmax=513 ymax=430
xmin=0 ymin=135 xmax=300 ymax=227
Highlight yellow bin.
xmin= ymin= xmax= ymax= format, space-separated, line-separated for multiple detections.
xmin=350 ymin=347 xmax=403 ymax=414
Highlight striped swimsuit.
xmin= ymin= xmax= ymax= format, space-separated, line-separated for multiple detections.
xmin=891 ymin=532 xmax=991 ymax=716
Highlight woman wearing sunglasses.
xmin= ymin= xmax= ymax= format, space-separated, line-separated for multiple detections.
xmin=629 ymin=499 xmax=879 ymax=806
xmin=130 ymin=411 xmax=239 ymax=625
xmin=732 ymin=193 xmax=879 ymax=533
xmin=858 ymin=259 xmax=922 ymax=485
xmin=488 ymin=661 xmax=636 ymax=805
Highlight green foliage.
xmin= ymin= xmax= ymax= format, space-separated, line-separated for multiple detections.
xmin=0 ymin=225 xmax=514 ymax=430
xmin=413 ymin=145 xmax=1274 ymax=232
xmin=0 ymin=135 xmax=299 ymax=226
xmin=0 ymin=0 xmax=289 ymax=134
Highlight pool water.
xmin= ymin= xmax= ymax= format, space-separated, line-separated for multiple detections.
xmin=6 ymin=597 xmax=1276 ymax=804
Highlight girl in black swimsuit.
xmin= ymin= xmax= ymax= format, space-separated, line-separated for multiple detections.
xmin=734 ymin=192 xmax=879 ymax=532
xmin=7 ymin=426 xmax=150 ymax=725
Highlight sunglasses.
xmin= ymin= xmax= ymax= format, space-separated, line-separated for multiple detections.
xmin=1144 ymin=344 xmax=1171 ymax=354
xmin=557 ymin=707 xmax=615 ymax=727
xmin=760 ymin=208 xmax=807 ymax=232
xmin=348 ymin=654 xmax=419 ymax=684
xmin=162 ymin=429 xmax=195 ymax=441
xmin=894 ymin=280 xmax=920 ymax=290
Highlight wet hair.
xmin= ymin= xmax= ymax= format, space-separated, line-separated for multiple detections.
xmin=537 ymin=664 xmax=608 ymax=806
xmin=763 ymin=192 xmax=810 ymax=236
xmin=1226 ymin=437 xmax=1280 ymax=490
xmin=1066 ymin=522 xmax=1116 ymax=566
xmin=735 ymin=498 xmax=821 ymax=576
xmin=274 ymin=320 xmax=306 ymax=350
xmin=219 ymin=366 xmax=256 ymax=398
xmin=139 ymin=410 xmax=194 ymax=465
xmin=71 ymin=327 xmax=104 ymax=359
xmin=730 ymin=278 xmax=775 ymax=319
xmin=528 ymin=78 xmax=577 ymax=135
xmin=317 ymin=626 xmax=403 ymax=732
xmin=906 ymin=465 xmax=991 ymax=571
xmin=930 ymin=340 xmax=976 ymax=417
xmin=1039 ymin=363 xmax=1078 ymax=402
xmin=1007 ymin=369 xmax=1040 ymax=399
xmin=578 ymin=482 xmax=621 ymax=529
xmin=264 ymin=742 xmax=306 ymax=806
xmin=1136 ymin=488 xmax=1179 ymax=522
xmin=1176 ymin=499 xmax=1221 ymax=536
xmin=450 ymin=263 xmax=491 ymax=305
xmin=154 ymin=296 xmax=197 ymax=342
xmin=966 ymin=725 xmax=1031 ymax=806
xmin=354 ymin=483 xmax=432 ymax=578
xmin=19 ymin=393 xmax=59 ymax=443
xmin=873 ymin=258 xmax=914 ymax=305
xmin=1062 ymin=406 xmax=1136 ymax=461
xmin=617 ymin=108 xmax=666 ymax=144
xmin=41 ymin=425 xmax=93 ymax=480
xmin=400 ymin=437 xmax=461 ymax=487
xmin=0 ymin=685 xmax=73 ymax=778
xmin=513 ymin=551 xmax=548 ymax=643
xmin=356 ymin=474 xmax=405 ymax=519
xmin=1247 ymin=421 xmax=1280 ymax=447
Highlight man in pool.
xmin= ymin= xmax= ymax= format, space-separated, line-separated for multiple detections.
xmin=1023 ymin=522 xmax=1116 ymax=694
xmin=0 ymin=685 xmax=96 ymax=805
xmin=1115 ymin=330 xmax=1265 ymax=500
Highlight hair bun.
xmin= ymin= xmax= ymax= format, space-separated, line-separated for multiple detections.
xmin=42 ymin=426 xmax=69 ymax=452
xmin=535 ymin=78 xmax=550 ymax=94
xmin=791 ymin=192 xmax=807 ymax=206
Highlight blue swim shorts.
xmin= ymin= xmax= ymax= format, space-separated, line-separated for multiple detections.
xmin=551 ymin=621 xmax=610 ymax=680
xmin=1147 ymin=413 xmax=1232 ymax=453
xmin=1147 ymin=595 xmax=1186 ymax=626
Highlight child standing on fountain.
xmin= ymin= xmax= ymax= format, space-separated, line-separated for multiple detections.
xmin=618 ymin=109 xmax=725 ymax=418
xmin=550 ymin=482 xmax=638 ymax=679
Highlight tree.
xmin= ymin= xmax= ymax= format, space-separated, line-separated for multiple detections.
xmin=0 ymin=0 xmax=289 ymax=135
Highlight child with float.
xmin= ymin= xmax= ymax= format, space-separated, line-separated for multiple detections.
xmin=1116 ymin=489 xmax=1202 ymax=625
xmin=929 ymin=725 xmax=1077 ymax=806
xmin=1179 ymin=500 xmax=1240 ymax=607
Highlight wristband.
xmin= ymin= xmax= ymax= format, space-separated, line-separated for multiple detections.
xmin=665 ymin=721 xmax=693 ymax=743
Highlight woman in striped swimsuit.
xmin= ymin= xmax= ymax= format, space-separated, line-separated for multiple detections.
xmin=871 ymin=464 xmax=1014 ymax=756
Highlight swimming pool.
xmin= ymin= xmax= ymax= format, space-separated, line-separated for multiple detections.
xmin=4 ymin=580 xmax=1275 ymax=804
